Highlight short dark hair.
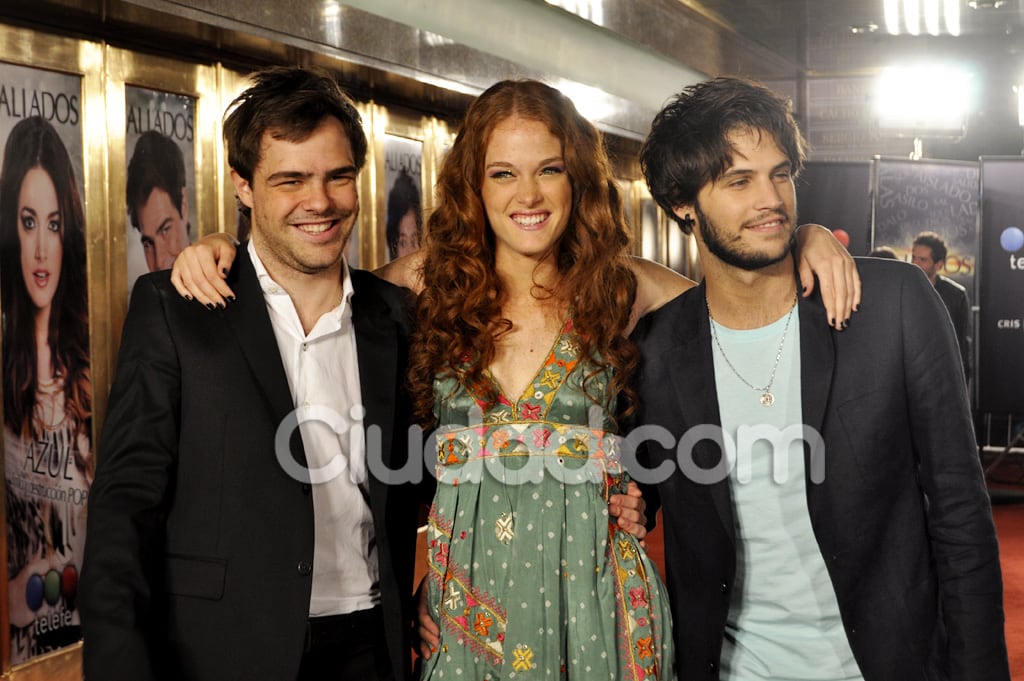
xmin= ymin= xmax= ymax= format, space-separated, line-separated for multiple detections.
xmin=223 ymin=66 xmax=367 ymax=185
xmin=126 ymin=130 xmax=187 ymax=231
xmin=640 ymin=77 xmax=807 ymax=234
xmin=868 ymin=246 xmax=899 ymax=259
xmin=912 ymin=231 xmax=947 ymax=263
xmin=385 ymin=168 xmax=421 ymax=260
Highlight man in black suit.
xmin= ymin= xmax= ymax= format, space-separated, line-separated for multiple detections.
xmin=632 ymin=77 xmax=1008 ymax=680
xmin=80 ymin=67 xmax=426 ymax=681
xmin=911 ymin=230 xmax=972 ymax=385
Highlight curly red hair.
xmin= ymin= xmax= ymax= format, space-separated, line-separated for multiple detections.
xmin=408 ymin=80 xmax=638 ymax=426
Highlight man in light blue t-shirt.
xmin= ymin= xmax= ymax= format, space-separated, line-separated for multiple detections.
xmin=632 ymin=77 xmax=1008 ymax=681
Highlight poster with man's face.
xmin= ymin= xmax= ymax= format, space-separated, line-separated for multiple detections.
xmin=383 ymin=134 xmax=423 ymax=262
xmin=0 ymin=60 xmax=92 ymax=665
xmin=125 ymin=86 xmax=196 ymax=296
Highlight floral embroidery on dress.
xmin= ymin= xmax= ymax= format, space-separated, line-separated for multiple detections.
xmin=512 ymin=643 xmax=535 ymax=672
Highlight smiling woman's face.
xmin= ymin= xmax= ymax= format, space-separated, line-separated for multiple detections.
xmin=481 ymin=115 xmax=572 ymax=267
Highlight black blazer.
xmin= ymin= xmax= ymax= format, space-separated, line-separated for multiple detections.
xmin=631 ymin=258 xmax=1008 ymax=681
xmin=80 ymin=248 xmax=427 ymax=681
xmin=934 ymin=274 xmax=972 ymax=384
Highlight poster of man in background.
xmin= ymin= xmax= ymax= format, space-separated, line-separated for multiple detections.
xmin=0 ymin=60 xmax=92 ymax=665
xmin=124 ymin=86 xmax=195 ymax=295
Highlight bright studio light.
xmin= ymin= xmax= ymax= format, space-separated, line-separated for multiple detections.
xmin=876 ymin=66 xmax=972 ymax=134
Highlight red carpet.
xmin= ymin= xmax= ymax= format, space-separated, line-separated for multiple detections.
xmin=650 ymin=504 xmax=1024 ymax=675
xmin=993 ymin=500 xmax=1024 ymax=677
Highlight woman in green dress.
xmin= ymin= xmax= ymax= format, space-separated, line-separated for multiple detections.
xmin=403 ymin=80 xmax=678 ymax=680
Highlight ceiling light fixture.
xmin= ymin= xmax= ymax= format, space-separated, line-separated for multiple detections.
xmin=884 ymin=0 xmax=962 ymax=36
xmin=903 ymin=0 xmax=921 ymax=35
xmin=924 ymin=0 xmax=941 ymax=35
xmin=850 ymin=22 xmax=880 ymax=34
xmin=944 ymin=0 xmax=961 ymax=35
xmin=884 ymin=0 xmax=901 ymax=34
xmin=967 ymin=0 xmax=1005 ymax=8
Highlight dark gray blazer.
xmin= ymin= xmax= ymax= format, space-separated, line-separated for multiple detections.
xmin=81 ymin=247 xmax=426 ymax=681
xmin=631 ymin=258 xmax=1008 ymax=681
xmin=935 ymin=274 xmax=972 ymax=384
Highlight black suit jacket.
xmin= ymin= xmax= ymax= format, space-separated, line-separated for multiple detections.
xmin=631 ymin=258 xmax=1008 ymax=681
xmin=80 ymin=248 xmax=427 ymax=681
xmin=934 ymin=274 xmax=972 ymax=384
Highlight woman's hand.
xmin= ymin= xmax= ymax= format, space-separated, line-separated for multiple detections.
xmin=414 ymin=575 xmax=440 ymax=660
xmin=794 ymin=224 xmax=861 ymax=329
xmin=169 ymin=232 xmax=239 ymax=308
xmin=610 ymin=481 xmax=648 ymax=548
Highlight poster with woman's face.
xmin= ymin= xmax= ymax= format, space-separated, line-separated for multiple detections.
xmin=125 ymin=86 xmax=196 ymax=296
xmin=383 ymin=134 xmax=423 ymax=262
xmin=0 ymin=61 xmax=92 ymax=664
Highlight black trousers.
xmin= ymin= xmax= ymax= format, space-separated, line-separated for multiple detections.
xmin=297 ymin=606 xmax=394 ymax=681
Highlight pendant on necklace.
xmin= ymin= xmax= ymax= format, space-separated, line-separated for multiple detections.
xmin=760 ymin=391 xmax=775 ymax=407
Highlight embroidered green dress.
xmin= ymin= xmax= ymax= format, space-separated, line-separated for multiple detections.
xmin=422 ymin=318 xmax=674 ymax=680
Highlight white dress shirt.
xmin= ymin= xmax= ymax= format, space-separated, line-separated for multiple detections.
xmin=249 ymin=241 xmax=379 ymax=616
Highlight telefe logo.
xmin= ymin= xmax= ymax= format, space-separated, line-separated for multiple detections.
xmin=1001 ymin=227 xmax=1024 ymax=269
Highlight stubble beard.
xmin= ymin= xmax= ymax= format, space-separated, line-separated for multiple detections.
xmin=695 ymin=201 xmax=795 ymax=272
xmin=253 ymin=208 xmax=355 ymax=277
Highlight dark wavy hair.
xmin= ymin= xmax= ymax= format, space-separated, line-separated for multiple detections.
xmin=1 ymin=116 xmax=92 ymax=442
xmin=641 ymin=76 xmax=807 ymax=234
xmin=912 ymin=231 xmax=947 ymax=263
xmin=408 ymin=79 xmax=638 ymax=426
xmin=385 ymin=168 xmax=422 ymax=260
xmin=223 ymin=66 xmax=367 ymax=217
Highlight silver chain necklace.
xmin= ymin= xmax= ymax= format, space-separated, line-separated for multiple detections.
xmin=706 ymin=293 xmax=798 ymax=407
